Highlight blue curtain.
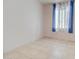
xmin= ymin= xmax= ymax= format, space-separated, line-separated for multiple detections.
xmin=68 ymin=0 xmax=74 ymax=33
xmin=52 ymin=4 xmax=56 ymax=32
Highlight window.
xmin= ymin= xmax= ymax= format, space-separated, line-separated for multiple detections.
xmin=55 ymin=3 xmax=68 ymax=32
xmin=52 ymin=0 xmax=74 ymax=33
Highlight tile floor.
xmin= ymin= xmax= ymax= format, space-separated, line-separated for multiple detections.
xmin=4 ymin=38 xmax=75 ymax=59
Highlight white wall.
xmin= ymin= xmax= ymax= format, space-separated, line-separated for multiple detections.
xmin=42 ymin=4 xmax=75 ymax=41
xmin=3 ymin=0 xmax=43 ymax=53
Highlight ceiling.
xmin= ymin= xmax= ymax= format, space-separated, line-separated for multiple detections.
xmin=39 ymin=0 xmax=69 ymax=4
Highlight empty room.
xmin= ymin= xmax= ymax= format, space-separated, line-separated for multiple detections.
xmin=3 ymin=0 xmax=75 ymax=59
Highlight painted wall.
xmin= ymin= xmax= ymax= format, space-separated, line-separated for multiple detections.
xmin=42 ymin=4 xmax=74 ymax=41
xmin=3 ymin=0 xmax=43 ymax=53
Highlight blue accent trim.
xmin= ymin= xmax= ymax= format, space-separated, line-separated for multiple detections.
xmin=68 ymin=0 xmax=74 ymax=33
xmin=52 ymin=4 xmax=56 ymax=32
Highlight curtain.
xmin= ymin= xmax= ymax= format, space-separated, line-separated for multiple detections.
xmin=52 ymin=1 xmax=74 ymax=33
xmin=68 ymin=0 xmax=74 ymax=33
xmin=52 ymin=3 xmax=68 ymax=32
xmin=52 ymin=4 xmax=56 ymax=32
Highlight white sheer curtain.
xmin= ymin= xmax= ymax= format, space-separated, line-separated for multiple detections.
xmin=55 ymin=2 xmax=69 ymax=32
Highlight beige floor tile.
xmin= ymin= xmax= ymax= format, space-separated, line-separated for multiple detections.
xmin=4 ymin=38 xmax=75 ymax=59
xmin=4 ymin=51 xmax=31 ymax=59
